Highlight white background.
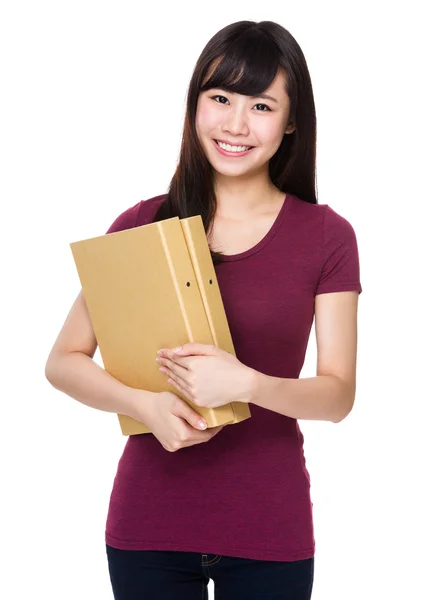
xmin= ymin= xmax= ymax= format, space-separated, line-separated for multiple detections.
xmin=1 ymin=1 xmax=442 ymax=599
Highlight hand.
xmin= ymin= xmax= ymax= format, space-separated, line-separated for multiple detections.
xmin=156 ymin=343 xmax=255 ymax=409
xmin=132 ymin=388 xmax=225 ymax=453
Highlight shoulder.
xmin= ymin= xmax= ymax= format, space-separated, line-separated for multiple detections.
xmin=318 ymin=204 xmax=360 ymax=258
xmin=287 ymin=195 xmax=355 ymax=232
xmin=105 ymin=194 xmax=167 ymax=234
xmin=137 ymin=193 xmax=168 ymax=226
xmin=287 ymin=194 xmax=354 ymax=220
xmin=314 ymin=202 xmax=362 ymax=295
xmin=286 ymin=193 xmax=323 ymax=226
xmin=321 ymin=204 xmax=358 ymax=238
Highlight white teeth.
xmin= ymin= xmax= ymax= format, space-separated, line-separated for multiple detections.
xmin=216 ymin=140 xmax=252 ymax=152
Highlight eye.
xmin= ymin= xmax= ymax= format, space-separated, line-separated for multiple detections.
xmin=254 ymin=103 xmax=271 ymax=112
xmin=212 ymin=94 xmax=229 ymax=105
xmin=210 ymin=95 xmax=271 ymax=112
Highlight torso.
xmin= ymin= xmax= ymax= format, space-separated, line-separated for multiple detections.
xmin=207 ymin=193 xmax=286 ymax=256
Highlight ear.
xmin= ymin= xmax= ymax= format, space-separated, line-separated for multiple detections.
xmin=285 ymin=122 xmax=296 ymax=135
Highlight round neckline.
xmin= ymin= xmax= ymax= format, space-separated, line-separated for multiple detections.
xmin=218 ymin=193 xmax=290 ymax=262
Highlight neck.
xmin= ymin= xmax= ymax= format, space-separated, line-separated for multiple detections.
xmin=213 ymin=173 xmax=283 ymax=219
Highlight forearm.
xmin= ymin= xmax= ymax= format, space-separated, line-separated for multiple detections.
xmin=247 ymin=370 xmax=354 ymax=423
xmin=45 ymin=351 xmax=152 ymax=421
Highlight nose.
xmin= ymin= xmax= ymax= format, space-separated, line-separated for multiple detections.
xmin=221 ymin=106 xmax=250 ymax=138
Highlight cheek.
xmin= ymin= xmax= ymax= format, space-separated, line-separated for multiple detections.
xmin=258 ymin=118 xmax=286 ymax=143
xmin=253 ymin=121 xmax=286 ymax=155
xmin=196 ymin=104 xmax=211 ymax=130
xmin=196 ymin=102 xmax=222 ymax=134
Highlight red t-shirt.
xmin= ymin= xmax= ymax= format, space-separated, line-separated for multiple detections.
xmin=103 ymin=192 xmax=362 ymax=561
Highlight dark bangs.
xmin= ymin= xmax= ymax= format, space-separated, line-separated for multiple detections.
xmin=200 ymin=31 xmax=284 ymax=97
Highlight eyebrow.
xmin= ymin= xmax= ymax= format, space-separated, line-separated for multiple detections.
xmin=251 ymin=93 xmax=279 ymax=104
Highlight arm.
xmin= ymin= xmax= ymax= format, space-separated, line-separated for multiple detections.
xmin=246 ymin=291 xmax=359 ymax=423
xmin=45 ymin=290 xmax=152 ymax=421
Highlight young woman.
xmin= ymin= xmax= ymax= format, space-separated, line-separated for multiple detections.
xmin=46 ymin=20 xmax=362 ymax=600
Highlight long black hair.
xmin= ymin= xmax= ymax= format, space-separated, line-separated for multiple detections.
xmin=151 ymin=20 xmax=318 ymax=264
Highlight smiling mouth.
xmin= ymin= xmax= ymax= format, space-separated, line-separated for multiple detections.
xmin=213 ymin=140 xmax=255 ymax=153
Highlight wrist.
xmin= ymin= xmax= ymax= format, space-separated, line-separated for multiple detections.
xmin=244 ymin=367 xmax=260 ymax=404
xmin=126 ymin=386 xmax=157 ymax=421
xmin=246 ymin=369 xmax=281 ymax=406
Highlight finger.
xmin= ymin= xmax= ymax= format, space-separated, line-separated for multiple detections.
xmin=160 ymin=356 xmax=190 ymax=375
xmin=167 ymin=375 xmax=193 ymax=402
xmin=159 ymin=364 xmax=191 ymax=393
xmin=160 ymin=351 xmax=191 ymax=368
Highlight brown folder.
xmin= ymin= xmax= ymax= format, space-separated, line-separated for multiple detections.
xmin=70 ymin=215 xmax=251 ymax=436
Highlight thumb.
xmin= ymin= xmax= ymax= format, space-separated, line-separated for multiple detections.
xmin=179 ymin=402 xmax=208 ymax=430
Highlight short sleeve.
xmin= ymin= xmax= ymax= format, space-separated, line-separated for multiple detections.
xmin=105 ymin=201 xmax=141 ymax=234
xmin=315 ymin=205 xmax=362 ymax=296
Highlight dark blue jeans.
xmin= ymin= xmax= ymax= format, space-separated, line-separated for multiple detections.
xmin=106 ymin=545 xmax=314 ymax=599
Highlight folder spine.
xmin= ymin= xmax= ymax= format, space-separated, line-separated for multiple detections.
xmin=155 ymin=219 xmax=239 ymax=428
xmin=180 ymin=217 xmax=251 ymax=425
xmin=157 ymin=224 xmax=194 ymax=343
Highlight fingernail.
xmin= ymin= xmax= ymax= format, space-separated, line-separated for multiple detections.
xmin=198 ymin=420 xmax=207 ymax=429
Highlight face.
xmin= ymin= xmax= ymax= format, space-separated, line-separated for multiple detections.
xmin=195 ymin=68 xmax=295 ymax=179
